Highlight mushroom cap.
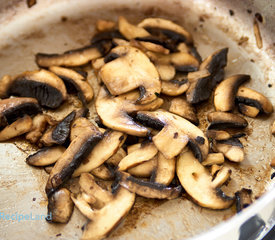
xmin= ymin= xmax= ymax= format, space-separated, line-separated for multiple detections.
xmin=95 ymin=86 xmax=163 ymax=137
xmin=100 ymin=45 xmax=161 ymax=104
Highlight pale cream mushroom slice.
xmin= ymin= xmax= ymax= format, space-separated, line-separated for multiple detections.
xmin=214 ymin=74 xmax=250 ymax=112
xmin=211 ymin=166 xmax=232 ymax=188
xmin=72 ymin=184 xmax=135 ymax=240
xmin=202 ymin=153 xmax=225 ymax=166
xmin=136 ymin=110 xmax=209 ymax=161
xmin=207 ymin=112 xmax=248 ymax=130
xmin=177 ymin=42 xmax=202 ymax=62
xmin=100 ymin=45 xmax=161 ymax=104
xmin=91 ymin=165 xmax=113 ymax=180
xmin=210 ymin=164 xmax=222 ymax=176
xmin=186 ymin=48 xmax=228 ymax=104
xmin=47 ymin=188 xmax=74 ymax=223
xmin=177 ymin=149 xmax=234 ymax=209
xmin=138 ymin=18 xmax=193 ymax=44
xmin=73 ymin=130 xmax=126 ymax=177
xmin=106 ymin=148 xmax=126 ymax=166
xmin=118 ymin=16 xmax=150 ymax=40
xmin=133 ymin=40 xmax=170 ymax=54
xmin=0 ymin=69 xmax=67 ymax=109
xmin=26 ymin=146 xmax=66 ymax=167
xmin=169 ymin=97 xmax=198 ymax=125
xmin=235 ymin=188 xmax=253 ymax=212
xmin=96 ymin=19 xmax=116 ymax=32
xmin=155 ymin=64 xmax=175 ymax=81
xmin=25 ymin=114 xmax=48 ymax=143
xmin=95 ymin=86 xmax=163 ymax=137
xmin=153 ymin=152 xmax=176 ymax=186
xmin=118 ymin=171 xmax=182 ymax=199
xmin=45 ymin=118 xmax=103 ymax=196
xmin=49 ymin=66 xmax=94 ymax=104
xmin=236 ymin=86 xmax=273 ymax=115
xmin=161 ymin=78 xmax=190 ymax=96
xmin=118 ymin=141 xmax=158 ymax=171
xmin=212 ymin=138 xmax=245 ymax=163
xmin=206 ymin=129 xmax=231 ymax=141
xmin=128 ymin=156 xmax=157 ymax=178
xmin=0 ymin=115 xmax=33 ymax=141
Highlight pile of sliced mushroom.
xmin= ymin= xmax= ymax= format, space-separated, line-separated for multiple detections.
xmin=0 ymin=16 xmax=273 ymax=240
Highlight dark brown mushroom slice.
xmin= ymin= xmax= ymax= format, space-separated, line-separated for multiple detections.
xmin=3 ymin=70 xmax=67 ymax=109
xmin=212 ymin=138 xmax=244 ymax=162
xmin=26 ymin=146 xmax=66 ymax=167
xmin=214 ymin=75 xmax=250 ymax=112
xmin=45 ymin=118 xmax=102 ymax=196
xmin=272 ymin=120 xmax=275 ymax=136
xmin=95 ymin=87 xmax=163 ymax=137
xmin=25 ymin=114 xmax=48 ymax=143
xmin=138 ymin=18 xmax=193 ymax=45
xmin=177 ymin=149 xmax=234 ymax=209
xmin=118 ymin=16 xmax=150 ymax=40
xmin=36 ymin=43 xmax=107 ymax=68
xmin=0 ymin=97 xmax=41 ymax=129
xmin=236 ymin=86 xmax=273 ymax=114
xmin=169 ymin=97 xmax=199 ymax=125
xmin=0 ymin=115 xmax=33 ymax=141
xmin=27 ymin=0 xmax=36 ymax=8
xmin=235 ymin=188 xmax=252 ymax=213
xmin=99 ymin=45 xmax=161 ymax=104
xmin=40 ymin=111 xmax=76 ymax=146
xmin=207 ymin=112 xmax=248 ymax=130
xmin=47 ymin=188 xmax=74 ymax=223
xmin=136 ymin=110 xmax=209 ymax=161
xmin=118 ymin=171 xmax=182 ymax=199
xmin=91 ymin=30 xmax=124 ymax=44
xmin=186 ymin=48 xmax=228 ymax=104
xmin=238 ymin=103 xmax=260 ymax=118
xmin=49 ymin=66 xmax=93 ymax=104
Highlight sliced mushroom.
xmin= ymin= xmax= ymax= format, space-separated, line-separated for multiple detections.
xmin=214 ymin=74 xmax=250 ymax=111
xmin=169 ymin=97 xmax=198 ymax=125
xmin=95 ymin=87 xmax=163 ymax=136
xmin=25 ymin=114 xmax=48 ymax=143
xmin=147 ymin=51 xmax=199 ymax=72
xmin=207 ymin=112 xmax=248 ymax=130
xmin=135 ymin=40 xmax=170 ymax=54
xmin=161 ymin=78 xmax=190 ymax=96
xmin=44 ymin=166 xmax=54 ymax=174
xmin=100 ymin=45 xmax=161 ymax=104
xmin=210 ymin=164 xmax=222 ymax=176
xmin=40 ymin=111 xmax=76 ymax=146
xmin=118 ymin=142 xmax=158 ymax=171
xmin=79 ymin=173 xmax=113 ymax=208
xmin=47 ymin=188 xmax=74 ymax=223
xmin=211 ymin=166 xmax=231 ymax=188
xmin=45 ymin=118 xmax=102 ymax=196
xmin=118 ymin=171 xmax=182 ymax=199
xmin=177 ymin=149 xmax=234 ymax=209
xmin=153 ymin=152 xmax=176 ymax=185
xmin=155 ymin=64 xmax=175 ymax=81
xmin=0 ymin=97 xmax=41 ymax=129
xmin=236 ymin=86 xmax=273 ymax=114
xmin=202 ymin=153 xmax=225 ymax=166
xmin=235 ymin=188 xmax=252 ymax=212
xmin=206 ymin=129 xmax=231 ymax=141
xmin=272 ymin=120 xmax=275 ymax=136
xmin=75 ymin=186 xmax=135 ymax=240
xmin=26 ymin=146 xmax=66 ymax=167
xmin=92 ymin=57 xmax=105 ymax=71
xmin=96 ymin=19 xmax=116 ymax=32
xmin=186 ymin=48 xmax=228 ymax=104
xmin=36 ymin=44 xmax=105 ymax=68
xmin=128 ymin=156 xmax=157 ymax=178
xmin=0 ymin=115 xmax=33 ymax=141
xmin=49 ymin=66 xmax=94 ymax=104
xmin=177 ymin=42 xmax=202 ymax=62
xmin=91 ymin=164 xmax=113 ymax=180
xmin=138 ymin=18 xmax=193 ymax=44
xmin=112 ymin=38 xmax=130 ymax=47
xmin=1 ymin=70 xmax=67 ymax=109
xmin=118 ymin=16 xmax=150 ymax=40
xmin=73 ymin=130 xmax=126 ymax=177
xmin=212 ymin=138 xmax=244 ymax=162
xmin=136 ymin=110 xmax=209 ymax=161
xmin=106 ymin=148 xmax=126 ymax=166
xmin=238 ymin=103 xmax=260 ymax=118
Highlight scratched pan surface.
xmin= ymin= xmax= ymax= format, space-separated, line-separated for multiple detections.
xmin=0 ymin=0 xmax=274 ymax=239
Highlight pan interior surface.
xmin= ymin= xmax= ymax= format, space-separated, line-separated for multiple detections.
xmin=0 ymin=0 xmax=274 ymax=240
